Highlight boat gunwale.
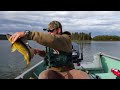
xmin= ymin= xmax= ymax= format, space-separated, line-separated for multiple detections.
xmin=98 ymin=52 xmax=120 ymax=61
xmin=15 ymin=60 xmax=44 ymax=79
xmin=15 ymin=52 xmax=120 ymax=79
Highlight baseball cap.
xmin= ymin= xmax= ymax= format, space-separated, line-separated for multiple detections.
xmin=43 ymin=21 xmax=62 ymax=31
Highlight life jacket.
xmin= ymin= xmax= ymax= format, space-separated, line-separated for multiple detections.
xmin=44 ymin=47 xmax=74 ymax=69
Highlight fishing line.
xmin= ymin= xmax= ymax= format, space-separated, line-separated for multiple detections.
xmin=79 ymin=32 xmax=100 ymax=79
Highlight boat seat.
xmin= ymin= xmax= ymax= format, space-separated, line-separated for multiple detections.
xmin=75 ymin=60 xmax=103 ymax=71
xmin=96 ymin=73 xmax=116 ymax=79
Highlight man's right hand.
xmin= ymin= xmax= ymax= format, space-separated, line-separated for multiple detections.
xmin=10 ymin=32 xmax=25 ymax=43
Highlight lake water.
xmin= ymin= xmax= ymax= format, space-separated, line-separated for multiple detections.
xmin=0 ymin=40 xmax=120 ymax=79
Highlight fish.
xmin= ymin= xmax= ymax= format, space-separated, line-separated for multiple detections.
xmin=6 ymin=34 xmax=34 ymax=67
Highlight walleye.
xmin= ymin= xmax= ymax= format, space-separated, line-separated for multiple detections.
xmin=6 ymin=34 xmax=34 ymax=67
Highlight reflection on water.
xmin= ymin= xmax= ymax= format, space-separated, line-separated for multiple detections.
xmin=0 ymin=40 xmax=120 ymax=79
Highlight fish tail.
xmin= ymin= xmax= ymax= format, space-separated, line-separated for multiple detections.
xmin=23 ymin=62 xmax=30 ymax=69
xmin=26 ymin=63 xmax=30 ymax=68
xmin=24 ymin=55 xmax=30 ymax=67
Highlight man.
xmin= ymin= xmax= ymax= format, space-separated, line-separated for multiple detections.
xmin=10 ymin=20 xmax=90 ymax=79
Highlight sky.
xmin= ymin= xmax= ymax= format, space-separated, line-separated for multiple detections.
xmin=0 ymin=11 xmax=120 ymax=37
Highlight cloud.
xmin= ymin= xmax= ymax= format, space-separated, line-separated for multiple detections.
xmin=0 ymin=11 xmax=120 ymax=36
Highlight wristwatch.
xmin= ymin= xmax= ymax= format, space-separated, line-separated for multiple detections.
xmin=24 ymin=30 xmax=31 ymax=36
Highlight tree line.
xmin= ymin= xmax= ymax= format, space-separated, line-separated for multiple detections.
xmin=71 ymin=32 xmax=92 ymax=40
xmin=0 ymin=33 xmax=92 ymax=40
xmin=1 ymin=33 xmax=120 ymax=41
xmin=71 ymin=32 xmax=120 ymax=41
xmin=92 ymin=35 xmax=120 ymax=41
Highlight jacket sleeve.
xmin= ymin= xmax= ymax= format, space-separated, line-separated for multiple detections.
xmin=27 ymin=31 xmax=72 ymax=53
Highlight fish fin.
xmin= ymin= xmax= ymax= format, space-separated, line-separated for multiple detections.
xmin=11 ymin=44 xmax=17 ymax=52
xmin=26 ymin=63 xmax=30 ymax=68
xmin=24 ymin=62 xmax=30 ymax=68
xmin=24 ymin=55 xmax=30 ymax=67
xmin=22 ymin=60 xmax=30 ymax=70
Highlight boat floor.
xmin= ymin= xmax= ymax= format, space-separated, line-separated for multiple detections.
xmin=74 ymin=56 xmax=117 ymax=79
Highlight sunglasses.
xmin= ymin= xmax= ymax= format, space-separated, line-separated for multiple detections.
xmin=47 ymin=29 xmax=55 ymax=32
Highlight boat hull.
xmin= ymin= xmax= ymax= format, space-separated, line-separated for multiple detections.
xmin=15 ymin=52 xmax=120 ymax=79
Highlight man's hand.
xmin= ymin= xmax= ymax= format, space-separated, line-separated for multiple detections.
xmin=10 ymin=32 xmax=25 ymax=43
xmin=34 ymin=49 xmax=46 ymax=57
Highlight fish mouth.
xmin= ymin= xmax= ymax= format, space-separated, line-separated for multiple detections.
xmin=6 ymin=34 xmax=12 ymax=39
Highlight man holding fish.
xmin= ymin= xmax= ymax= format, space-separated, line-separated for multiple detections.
xmin=9 ymin=20 xmax=90 ymax=79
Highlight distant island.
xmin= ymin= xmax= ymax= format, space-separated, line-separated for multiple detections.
xmin=1 ymin=32 xmax=120 ymax=41
xmin=92 ymin=35 xmax=120 ymax=41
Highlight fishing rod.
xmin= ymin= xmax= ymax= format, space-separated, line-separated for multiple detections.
xmin=80 ymin=32 xmax=83 ymax=60
xmin=79 ymin=32 xmax=100 ymax=79
xmin=78 ymin=32 xmax=83 ymax=62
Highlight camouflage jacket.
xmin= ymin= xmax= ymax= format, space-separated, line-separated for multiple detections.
xmin=27 ymin=31 xmax=72 ymax=53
